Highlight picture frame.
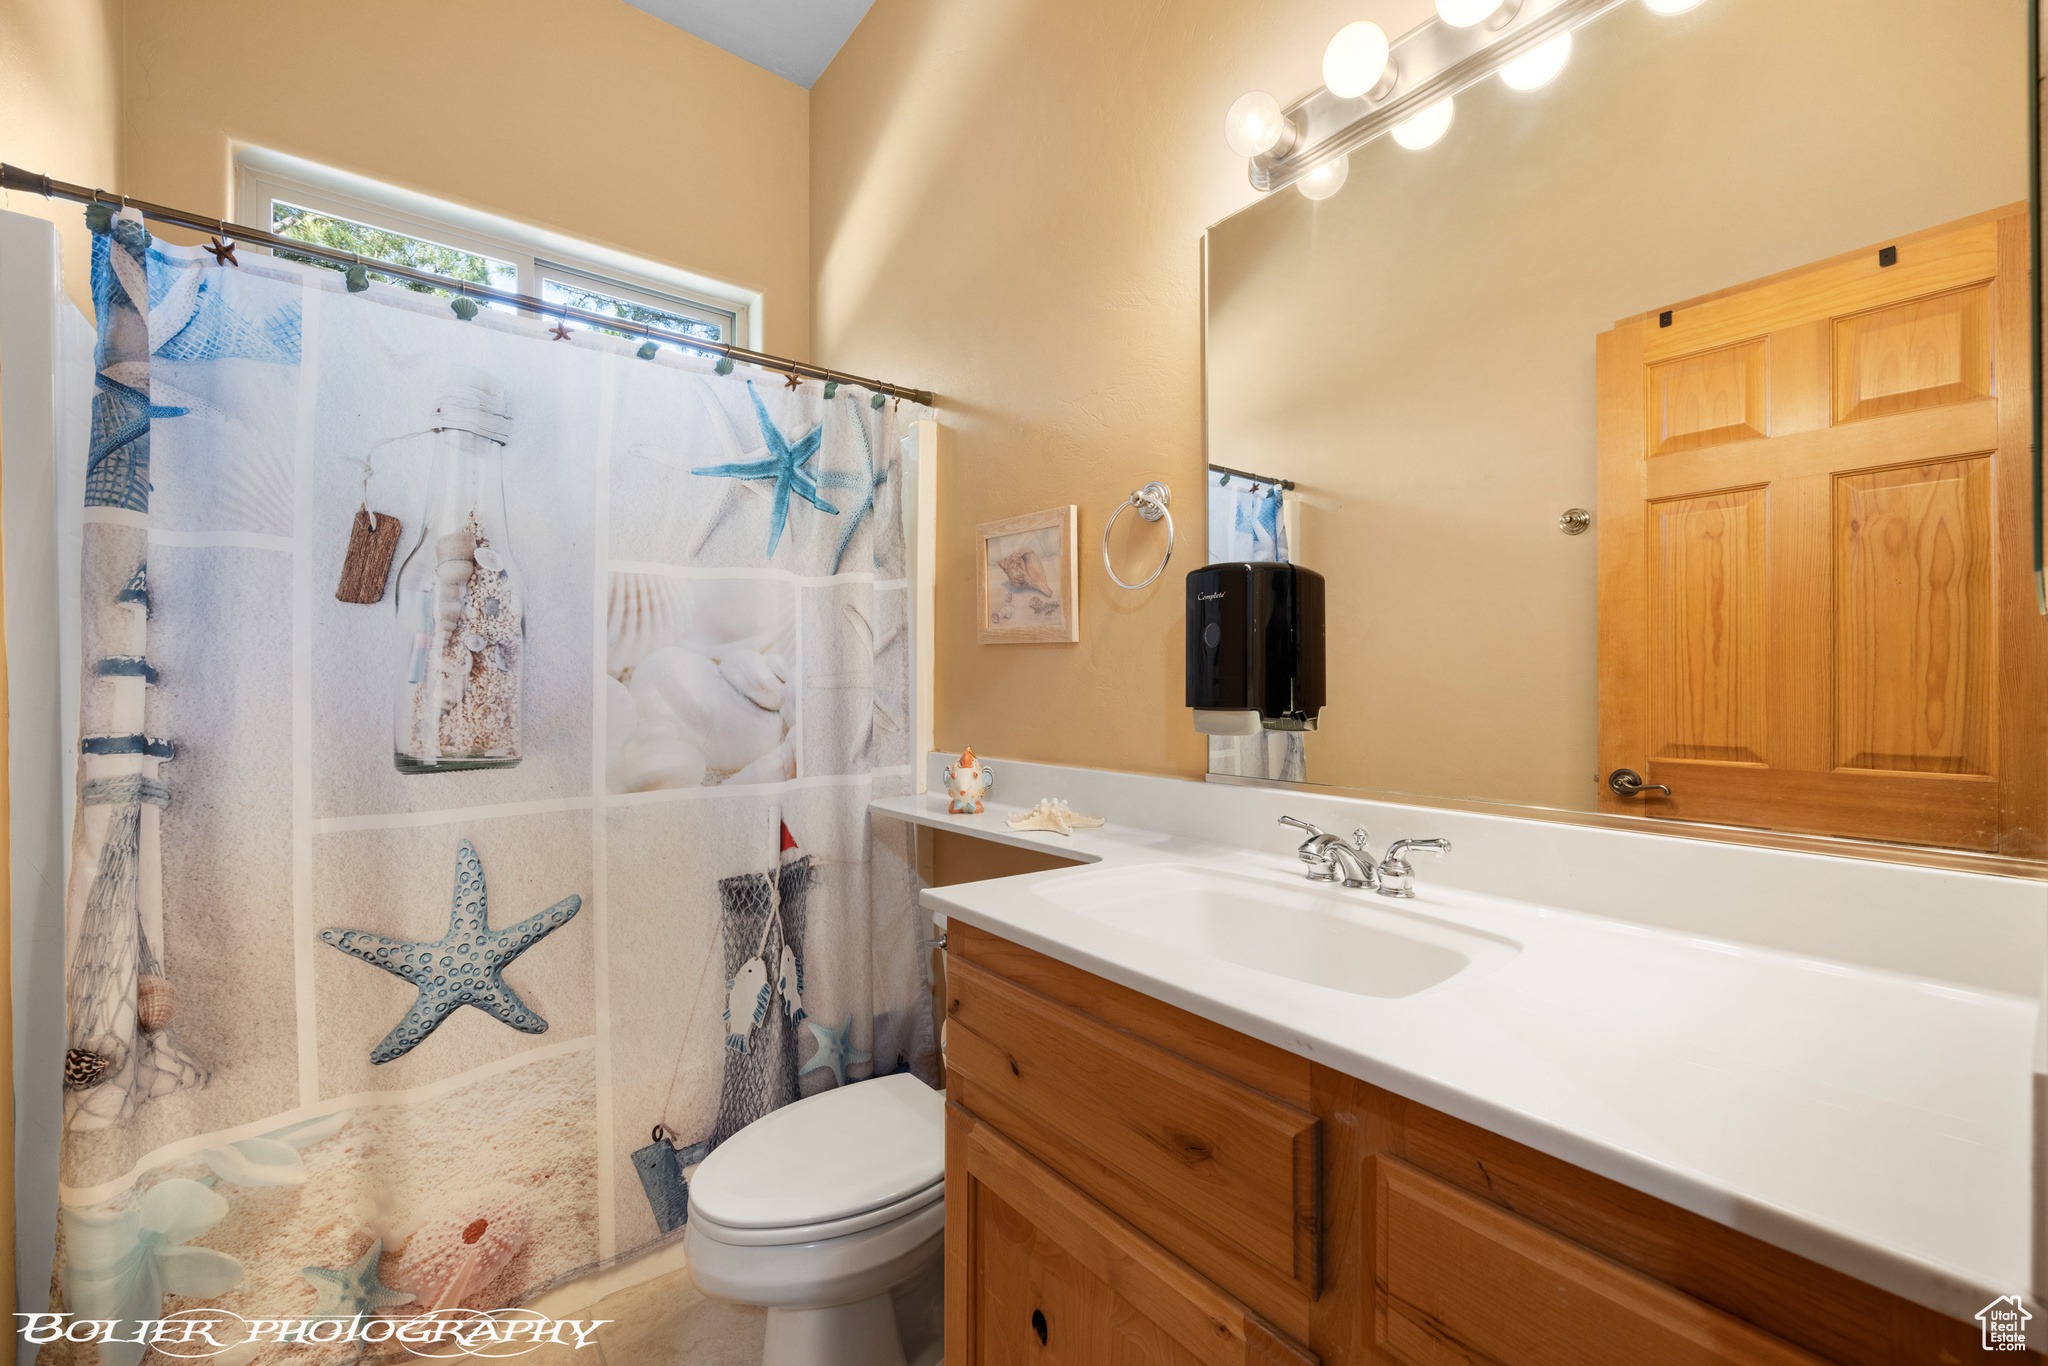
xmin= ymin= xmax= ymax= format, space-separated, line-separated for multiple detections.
xmin=977 ymin=505 xmax=1080 ymax=644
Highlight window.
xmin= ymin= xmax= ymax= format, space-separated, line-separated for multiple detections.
xmin=537 ymin=263 xmax=725 ymax=350
xmin=237 ymin=149 xmax=754 ymax=350
xmin=269 ymin=200 xmax=519 ymax=310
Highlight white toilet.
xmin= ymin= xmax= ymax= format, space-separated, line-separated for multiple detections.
xmin=685 ymin=1073 xmax=946 ymax=1366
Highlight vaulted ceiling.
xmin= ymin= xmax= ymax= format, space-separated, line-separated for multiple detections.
xmin=620 ymin=0 xmax=877 ymax=88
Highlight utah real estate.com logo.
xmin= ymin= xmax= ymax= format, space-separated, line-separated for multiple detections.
xmin=1977 ymin=1295 xmax=2032 ymax=1352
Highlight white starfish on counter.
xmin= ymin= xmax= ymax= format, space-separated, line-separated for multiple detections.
xmin=1005 ymin=798 xmax=1105 ymax=837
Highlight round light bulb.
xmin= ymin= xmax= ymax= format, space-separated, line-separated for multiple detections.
xmin=1224 ymin=90 xmax=1290 ymax=157
xmin=1643 ymin=0 xmax=1704 ymax=11
xmin=1499 ymin=32 xmax=1571 ymax=90
xmin=1391 ymin=97 xmax=1455 ymax=150
xmin=1323 ymin=21 xmax=1391 ymax=100
xmin=1435 ymin=0 xmax=1504 ymax=26
xmin=1296 ymin=155 xmax=1349 ymax=201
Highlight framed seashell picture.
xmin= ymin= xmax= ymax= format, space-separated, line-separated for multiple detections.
xmin=977 ymin=505 xmax=1080 ymax=644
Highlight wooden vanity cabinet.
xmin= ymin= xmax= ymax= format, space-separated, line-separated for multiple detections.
xmin=943 ymin=922 xmax=2031 ymax=1366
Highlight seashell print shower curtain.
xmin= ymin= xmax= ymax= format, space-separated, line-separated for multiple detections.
xmin=39 ymin=210 xmax=931 ymax=1363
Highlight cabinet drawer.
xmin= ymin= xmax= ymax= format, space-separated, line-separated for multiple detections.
xmin=945 ymin=953 xmax=1321 ymax=1303
xmin=1374 ymin=1161 xmax=1823 ymax=1366
xmin=949 ymin=1102 xmax=1316 ymax=1366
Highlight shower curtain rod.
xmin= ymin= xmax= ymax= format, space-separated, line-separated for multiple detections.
xmin=1 ymin=162 xmax=938 ymax=407
xmin=1208 ymin=462 xmax=1296 ymax=491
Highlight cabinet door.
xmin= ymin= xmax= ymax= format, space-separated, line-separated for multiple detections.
xmin=1373 ymin=1160 xmax=1823 ymax=1366
xmin=949 ymin=1101 xmax=1317 ymax=1366
xmin=946 ymin=953 xmax=1322 ymax=1305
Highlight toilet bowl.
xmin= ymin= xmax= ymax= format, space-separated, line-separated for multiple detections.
xmin=685 ymin=1073 xmax=946 ymax=1366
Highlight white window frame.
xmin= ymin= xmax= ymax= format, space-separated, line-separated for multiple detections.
xmin=234 ymin=146 xmax=758 ymax=349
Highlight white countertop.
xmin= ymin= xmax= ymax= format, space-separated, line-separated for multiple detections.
xmin=875 ymin=780 xmax=2039 ymax=1334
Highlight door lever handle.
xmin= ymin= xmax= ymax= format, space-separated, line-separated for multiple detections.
xmin=1608 ymin=768 xmax=1672 ymax=798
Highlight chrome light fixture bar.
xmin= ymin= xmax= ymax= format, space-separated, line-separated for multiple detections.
xmin=1250 ymin=0 xmax=1631 ymax=193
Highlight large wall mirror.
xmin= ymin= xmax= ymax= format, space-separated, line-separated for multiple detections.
xmin=1204 ymin=0 xmax=2037 ymax=863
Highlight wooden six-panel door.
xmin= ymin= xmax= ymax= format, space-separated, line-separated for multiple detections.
xmin=1596 ymin=205 xmax=2043 ymax=854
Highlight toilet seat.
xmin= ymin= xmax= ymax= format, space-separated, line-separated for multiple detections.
xmin=683 ymin=1072 xmax=950 ymax=1358
xmin=685 ymin=1194 xmax=945 ymax=1313
xmin=690 ymin=1173 xmax=943 ymax=1247
xmin=689 ymin=1072 xmax=945 ymax=1239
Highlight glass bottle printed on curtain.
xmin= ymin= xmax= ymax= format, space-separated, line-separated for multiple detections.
xmin=393 ymin=379 xmax=525 ymax=772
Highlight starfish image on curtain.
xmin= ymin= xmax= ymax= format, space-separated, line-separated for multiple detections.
xmin=64 ymin=213 xmax=209 ymax=1131
xmin=814 ymin=395 xmax=889 ymax=573
xmin=690 ymin=383 xmax=838 ymax=558
xmin=318 ymin=839 xmax=584 ymax=1064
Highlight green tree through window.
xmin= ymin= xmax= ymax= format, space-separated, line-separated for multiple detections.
xmin=270 ymin=201 xmax=516 ymax=301
xmin=540 ymin=279 xmax=721 ymax=353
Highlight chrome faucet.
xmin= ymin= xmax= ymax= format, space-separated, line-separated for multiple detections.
xmin=1376 ymin=837 xmax=1452 ymax=899
xmin=1279 ymin=818 xmax=1452 ymax=898
xmin=1278 ymin=817 xmax=1379 ymax=890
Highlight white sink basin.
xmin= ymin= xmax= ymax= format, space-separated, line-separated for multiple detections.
xmin=1030 ymin=864 xmax=1519 ymax=999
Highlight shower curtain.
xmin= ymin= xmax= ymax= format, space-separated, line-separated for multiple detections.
xmin=40 ymin=210 xmax=930 ymax=1362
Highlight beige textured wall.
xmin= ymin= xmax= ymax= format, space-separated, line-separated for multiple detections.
xmin=811 ymin=0 xmax=1431 ymax=779
xmin=0 ymin=0 xmax=122 ymax=315
xmin=117 ymin=0 xmax=813 ymax=358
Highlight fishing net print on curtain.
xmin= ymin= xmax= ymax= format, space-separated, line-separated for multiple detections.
xmin=42 ymin=208 xmax=930 ymax=1363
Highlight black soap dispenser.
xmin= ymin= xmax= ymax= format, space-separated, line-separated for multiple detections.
xmin=1185 ymin=562 xmax=1325 ymax=735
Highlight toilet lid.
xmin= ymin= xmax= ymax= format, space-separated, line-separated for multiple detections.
xmin=689 ymin=1073 xmax=944 ymax=1230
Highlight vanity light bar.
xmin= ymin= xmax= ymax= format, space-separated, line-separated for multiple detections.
xmin=1251 ymin=0 xmax=1631 ymax=193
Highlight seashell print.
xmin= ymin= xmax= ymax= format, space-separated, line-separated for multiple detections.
xmin=998 ymin=547 xmax=1057 ymax=599
xmin=474 ymin=545 xmax=504 ymax=572
xmin=136 ymin=974 xmax=177 ymax=1033
xmin=435 ymin=531 xmax=476 ymax=561
xmin=392 ymin=1183 xmax=533 ymax=1309
xmin=462 ymin=632 xmax=487 ymax=653
xmin=718 ymin=649 xmax=787 ymax=711
xmin=64 ymin=1048 xmax=112 ymax=1090
xmin=606 ymin=573 xmax=693 ymax=679
xmin=630 ymin=646 xmax=783 ymax=772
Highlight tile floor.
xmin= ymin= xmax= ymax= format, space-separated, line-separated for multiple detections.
xmin=522 ymin=1270 xmax=765 ymax=1365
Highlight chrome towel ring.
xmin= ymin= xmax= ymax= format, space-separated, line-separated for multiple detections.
xmin=1103 ymin=481 xmax=1174 ymax=590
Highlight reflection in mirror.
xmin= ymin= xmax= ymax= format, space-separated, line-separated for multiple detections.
xmin=1205 ymin=465 xmax=1305 ymax=781
xmin=1204 ymin=0 xmax=2035 ymax=860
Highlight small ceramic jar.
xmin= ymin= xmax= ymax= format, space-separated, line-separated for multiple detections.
xmin=943 ymin=748 xmax=995 ymax=815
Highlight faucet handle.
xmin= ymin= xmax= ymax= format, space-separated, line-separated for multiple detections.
xmin=1376 ymin=838 xmax=1451 ymax=898
xmin=1385 ymin=836 xmax=1450 ymax=863
xmin=1279 ymin=816 xmax=1339 ymax=880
